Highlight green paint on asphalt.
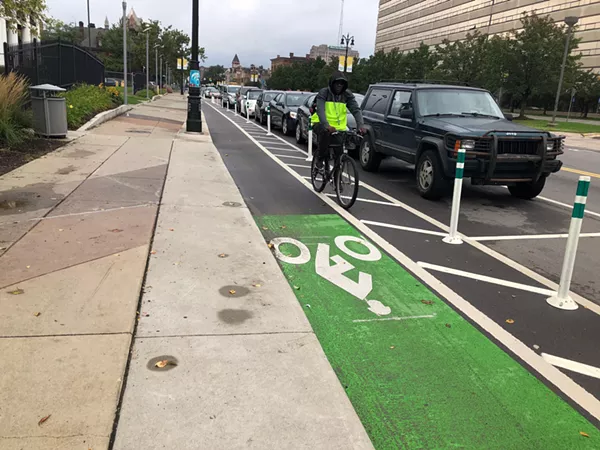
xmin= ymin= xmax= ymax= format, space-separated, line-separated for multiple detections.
xmin=257 ymin=214 xmax=599 ymax=449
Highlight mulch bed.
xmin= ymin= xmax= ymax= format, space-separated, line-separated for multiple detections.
xmin=0 ymin=139 xmax=66 ymax=177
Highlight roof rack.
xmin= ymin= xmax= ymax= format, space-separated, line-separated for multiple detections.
xmin=378 ymin=79 xmax=476 ymax=87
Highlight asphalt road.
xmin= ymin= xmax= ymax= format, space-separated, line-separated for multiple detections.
xmin=203 ymin=101 xmax=600 ymax=427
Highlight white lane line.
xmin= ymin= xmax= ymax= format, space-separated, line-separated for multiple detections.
xmin=205 ymin=101 xmax=600 ymax=421
xmin=287 ymin=163 xmax=312 ymax=169
xmin=325 ymin=193 xmax=396 ymax=207
xmin=273 ymin=154 xmax=308 ymax=160
xmin=542 ymin=353 xmax=600 ymax=380
xmin=362 ymin=219 xmax=448 ymax=237
xmin=353 ymin=314 xmax=436 ymax=323
xmin=470 ymin=232 xmax=600 ymax=241
xmin=538 ymin=195 xmax=600 ymax=220
xmin=417 ymin=261 xmax=557 ymax=296
xmin=264 ymin=147 xmax=302 ymax=153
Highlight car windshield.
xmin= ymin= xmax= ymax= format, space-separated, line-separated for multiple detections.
xmin=248 ymin=91 xmax=262 ymax=100
xmin=417 ymin=89 xmax=503 ymax=118
xmin=227 ymin=86 xmax=240 ymax=94
xmin=286 ymin=93 xmax=310 ymax=107
xmin=264 ymin=92 xmax=279 ymax=102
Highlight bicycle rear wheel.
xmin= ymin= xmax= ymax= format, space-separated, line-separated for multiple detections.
xmin=335 ymin=154 xmax=359 ymax=209
xmin=311 ymin=154 xmax=327 ymax=193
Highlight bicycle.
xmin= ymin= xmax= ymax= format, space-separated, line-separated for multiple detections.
xmin=310 ymin=130 xmax=362 ymax=209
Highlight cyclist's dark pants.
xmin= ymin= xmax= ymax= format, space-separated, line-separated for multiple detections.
xmin=314 ymin=123 xmax=342 ymax=160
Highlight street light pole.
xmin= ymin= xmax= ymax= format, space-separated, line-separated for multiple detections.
xmin=87 ymin=0 xmax=92 ymax=49
xmin=340 ymin=33 xmax=354 ymax=73
xmin=551 ymin=16 xmax=579 ymax=125
xmin=154 ymin=45 xmax=159 ymax=95
xmin=159 ymin=55 xmax=162 ymax=91
xmin=144 ymin=27 xmax=150 ymax=100
xmin=186 ymin=0 xmax=202 ymax=132
xmin=122 ymin=1 xmax=127 ymax=106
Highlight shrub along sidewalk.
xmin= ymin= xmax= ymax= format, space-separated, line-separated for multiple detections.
xmin=60 ymin=84 xmax=123 ymax=130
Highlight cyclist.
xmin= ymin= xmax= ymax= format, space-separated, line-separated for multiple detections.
xmin=311 ymin=71 xmax=366 ymax=168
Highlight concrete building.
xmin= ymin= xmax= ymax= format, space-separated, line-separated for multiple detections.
xmin=309 ymin=44 xmax=359 ymax=63
xmin=0 ymin=15 xmax=41 ymax=67
xmin=375 ymin=0 xmax=600 ymax=70
xmin=270 ymin=52 xmax=310 ymax=71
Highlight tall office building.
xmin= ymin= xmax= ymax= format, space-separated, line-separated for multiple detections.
xmin=375 ymin=0 xmax=600 ymax=70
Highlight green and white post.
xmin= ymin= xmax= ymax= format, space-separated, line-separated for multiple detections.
xmin=267 ymin=106 xmax=272 ymax=136
xmin=234 ymin=100 xmax=238 ymax=116
xmin=246 ymin=101 xmax=251 ymax=123
xmin=443 ymin=148 xmax=466 ymax=245
xmin=306 ymin=122 xmax=313 ymax=162
xmin=547 ymin=175 xmax=591 ymax=310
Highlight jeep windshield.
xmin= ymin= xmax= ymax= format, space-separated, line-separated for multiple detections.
xmin=418 ymin=89 xmax=503 ymax=119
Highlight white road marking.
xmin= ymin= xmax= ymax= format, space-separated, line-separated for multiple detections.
xmin=469 ymin=232 xmax=600 ymax=241
xmin=362 ymin=219 xmax=448 ymax=237
xmin=265 ymin=147 xmax=302 ymax=153
xmin=542 ymin=353 xmax=600 ymax=380
xmin=273 ymin=154 xmax=308 ymax=160
xmin=353 ymin=314 xmax=436 ymax=323
xmin=205 ymin=101 xmax=600 ymax=420
xmin=325 ymin=193 xmax=396 ymax=207
xmin=223 ymin=104 xmax=600 ymax=316
xmin=286 ymin=163 xmax=312 ymax=169
xmin=417 ymin=262 xmax=557 ymax=296
xmin=538 ymin=195 xmax=600 ymax=220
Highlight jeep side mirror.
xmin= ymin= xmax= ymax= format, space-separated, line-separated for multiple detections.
xmin=400 ymin=108 xmax=414 ymax=119
xmin=504 ymin=113 xmax=513 ymax=121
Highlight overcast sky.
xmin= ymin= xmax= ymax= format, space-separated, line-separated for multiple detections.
xmin=45 ymin=0 xmax=380 ymax=67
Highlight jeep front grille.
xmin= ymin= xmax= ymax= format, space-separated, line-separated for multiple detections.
xmin=497 ymin=140 xmax=540 ymax=155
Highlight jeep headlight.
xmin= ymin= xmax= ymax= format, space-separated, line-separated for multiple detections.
xmin=461 ymin=140 xmax=475 ymax=150
xmin=546 ymin=141 xmax=555 ymax=151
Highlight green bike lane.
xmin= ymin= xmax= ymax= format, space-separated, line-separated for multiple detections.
xmin=257 ymin=213 xmax=598 ymax=448
xmin=202 ymin=103 xmax=599 ymax=449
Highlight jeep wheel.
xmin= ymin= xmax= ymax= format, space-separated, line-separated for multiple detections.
xmin=508 ymin=176 xmax=546 ymax=200
xmin=416 ymin=150 xmax=448 ymax=200
xmin=359 ymin=136 xmax=382 ymax=172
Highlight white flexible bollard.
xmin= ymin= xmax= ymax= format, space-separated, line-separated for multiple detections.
xmin=235 ymin=101 xmax=238 ymax=116
xmin=443 ymin=147 xmax=466 ymax=245
xmin=547 ymin=175 xmax=591 ymax=310
xmin=246 ymin=101 xmax=251 ymax=123
xmin=306 ymin=122 xmax=313 ymax=161
xmin=267 ymin=106 xmax=272 ymax=136
xmin=227 ymin=98 xmax=230 ymax=110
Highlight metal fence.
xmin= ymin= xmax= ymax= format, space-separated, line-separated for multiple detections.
xmin=3 ymin=39 xmax=104 ymax=88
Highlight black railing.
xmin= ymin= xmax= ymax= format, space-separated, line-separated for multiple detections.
xmin=3 ymin=39 xmax=104 ymax=88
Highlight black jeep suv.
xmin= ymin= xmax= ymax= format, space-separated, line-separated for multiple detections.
xmin=359 ymin=82 xmax=564 ymax=200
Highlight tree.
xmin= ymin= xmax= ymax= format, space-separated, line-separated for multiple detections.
xmin=204 ymin=65 xmax=226 ymax=83
xmin=435 ymin=33 xmax=488 ymax=85
xmin=572 ymin=69 xmax=600 ymax=117
xmin=504 ymin=13 xmax=581 ymax=118
xmin=41 ymin=18 xmax=78 ymax=42
xmin=1 ymin=0 xmax=46 ymax=31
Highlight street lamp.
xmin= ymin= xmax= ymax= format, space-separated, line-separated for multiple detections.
xmin=551 ymin=16 xmax=579 ymax=125
xmin=340 ymin=33 xmax=355 ymax=73
xmin=143 ymin=26 xmax=151 ymax=100
xmin=122 ymin=1 xmax=127 ymax=106
xmin=186 ymin=0 xmax=202 ymax=132
xmin=87 ymin=0 xmax=92 ymax=49
xmin=154 ymin=44 xmax=160 ymax=95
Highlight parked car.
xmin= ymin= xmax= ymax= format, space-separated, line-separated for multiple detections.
xmin=236 ymin=86 xmax=256 ymax=111
xmin=104 ymin=78 xmax=118 ymax=87
xmin=296 ymin=93 xmax=364 ymax=151
xmin=359 ymin=82 xmax=564 ymax=200
xmin=223 ymin=85 xmax=240 ymax=108
xmin=269 ymin=91 xmax=312 ymax=136
xmin=255 ymin=90 xmax=283 ymax=125
xmin=204 ymin=86 xmax=220 ymax=99
xmin=241 ymin=89 xmax=263 ymax=118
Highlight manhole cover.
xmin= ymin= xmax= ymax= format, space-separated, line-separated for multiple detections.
xmin=222 ymin=201 xmax=242 ymax=207
xmin=147 ymin=355 xmax=179 ymax=371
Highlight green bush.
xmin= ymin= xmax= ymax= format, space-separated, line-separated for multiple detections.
xmin=0 ymin=73 xmax=32 ymax=148
xmin=60 ymin=84 xmax=123 ymax=130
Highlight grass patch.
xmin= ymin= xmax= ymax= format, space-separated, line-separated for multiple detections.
xmin=514 ymin=119 xmax=600 ymax=134
xmin=0 ymin=73 xmax=33 ymax=148
xmin=60 ymin=84 xmax=123 ymax=129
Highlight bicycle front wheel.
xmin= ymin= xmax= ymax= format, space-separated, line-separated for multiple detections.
xmin=335 ymin=154 xmax=359 ymax=209
xmin=311 ymin=154 xmax=327 ymax=193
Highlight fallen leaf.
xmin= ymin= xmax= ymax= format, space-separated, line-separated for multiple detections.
xmin=26 ymin=265 xmax=31 ymax=269
xmin=252 ymin=283 xmax=262 ymax=288
xmin=229 ymin=289 xmax=236 ymax=295
xmin=390 ymin=346 xmax=395 ymax=349
xmin=580 ymin=432 xmax=589 ymax=438
xmin=261 ymin=226 xmax=268 ymax=230
xmin=505 ymin=319 xmax=515 ymax=324
xmin=58 ymin=229 xmax=64 ymax=232
xmin=445 ymin=323 xmax=451 ymax=328
xmin=7 ymin=288 xmax=24 ymax=295
xmin=218 ymin=253 xmax=227 ymax=258
xmin=169 ymin=228 xmax=174 ymax=231
xmin=34 ymin=312 xmax=41 ymax=317
xmin=155 ymin=360 xmax=177 ymax=368
xmin=280 ymin=225 xmax=286 ymax=229
xmin=421 ymin=300 xmax=434 ymax=305
xmin=267 ymin=243 xmax=273 ymax=249
xmin=294 ymin=286 xmax=300 ymax=290
xmin=109 ymin=229 xmax=123 ymax=233
xmin=38 ymin=414 xmax=51 ymax=426
xmin=151 ymin=250 xmax=157 ymax=255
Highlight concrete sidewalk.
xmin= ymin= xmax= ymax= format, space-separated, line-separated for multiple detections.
xmin=0 ymin=95 xmax=372 ymax=449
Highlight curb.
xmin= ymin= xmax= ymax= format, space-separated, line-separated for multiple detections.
xmin=151 ymin=94 xmax=163 ymax=102
xmin=77 ymin=104 xmax=133 ymax=132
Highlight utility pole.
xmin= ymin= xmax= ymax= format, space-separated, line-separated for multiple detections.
xmin=340 ymin=33 xmax=354 ymax=73
xmin=552 ymin=16 xmax=579 ymax=125
xmin=159 ymin=55 xmax=162 ymax=91
xmin=186 ymin=0 xmax=202 ymax=132
xmin=87 ymin=0 xmax=92 ymax=49
xmin=144 ymin=27 xmax=150 ymax=99
xmin=155 ymin=44 xmax=159 ymax=94
xmin=122 ymin=1 xmax=127 ymax=105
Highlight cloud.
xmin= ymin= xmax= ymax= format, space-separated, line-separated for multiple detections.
xmin=45 ymin=0 xmax=379 ymax=67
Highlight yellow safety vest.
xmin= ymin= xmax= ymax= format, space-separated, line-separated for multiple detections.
xmin=311 ymin=101 xmax=348 ymax=131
